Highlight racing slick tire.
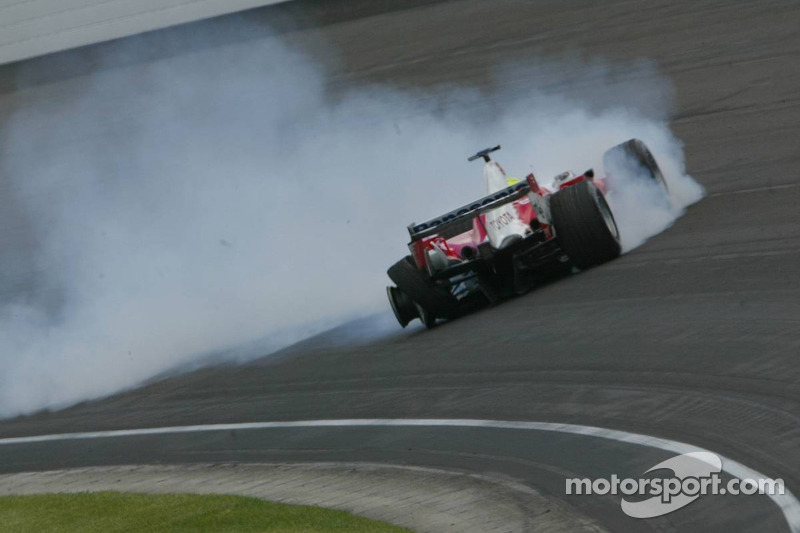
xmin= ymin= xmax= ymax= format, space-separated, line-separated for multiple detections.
xmin=603 ymin=138 xmax=668 ymax=192
xmin=387 ymin=256 xmax=459 ymax=327
xmin=386 ymin=286 xmax=417 ymax=327
xmin=415 ymin=302 xmax=437 ymax=329
xmin=550 ymin=180 xmax=622 ymax=269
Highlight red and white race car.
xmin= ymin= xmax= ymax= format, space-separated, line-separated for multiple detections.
xmin=386 ymin=139 xmax=667 ymax=328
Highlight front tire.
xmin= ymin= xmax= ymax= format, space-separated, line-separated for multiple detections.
xmin=550 ymin=180 xmax=622 ymax=269
xmin=603 ymin=138 xmax=668 ymax=192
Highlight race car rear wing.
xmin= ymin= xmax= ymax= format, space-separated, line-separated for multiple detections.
xmin=407 ymin=180 xmax=532 ymax=241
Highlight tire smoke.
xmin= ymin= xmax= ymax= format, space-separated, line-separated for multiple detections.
xmin=0 ymin=28 xmax=703 ymax=418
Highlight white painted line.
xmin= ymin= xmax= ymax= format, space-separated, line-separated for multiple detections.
xmin=1 ymin=418 xmax=798 ymax=532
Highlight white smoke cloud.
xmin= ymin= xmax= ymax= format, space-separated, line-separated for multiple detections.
xmin=0 ymin=30 xmax=702 ymax=418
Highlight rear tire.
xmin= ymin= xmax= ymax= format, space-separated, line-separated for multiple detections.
xmin=603 ymin=138 xmax=668 ymax=192
xmin=550 ymin=181 xmax=621 ymax=269
xmin=415 ymin=303 xmax=437 ymax=329
xmin=387 ymin=256 xmax=458 ymax=322
xmin=386 ymin=286 xmax=417 ymax=327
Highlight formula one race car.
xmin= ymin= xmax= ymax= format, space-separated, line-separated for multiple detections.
xmin=386 ymin=139 xmax=667 ymax=328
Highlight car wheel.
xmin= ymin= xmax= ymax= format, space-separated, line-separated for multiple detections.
xmin=550 ymin=180 xmax=622 ymax=269
xmin=415 ymin=303 xmax=437 ymax=329
xmin=387 ymin=256 xmax=458 ymax=323
xmin=603 ymin=138 xmax=668 ymax=192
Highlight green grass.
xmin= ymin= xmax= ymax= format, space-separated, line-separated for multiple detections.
xmin=0 ymin=492 xmax=411 ymax=533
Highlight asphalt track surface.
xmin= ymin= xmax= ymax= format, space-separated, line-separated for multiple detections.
xmin=1 ymin=1 xmax=800 ymax=532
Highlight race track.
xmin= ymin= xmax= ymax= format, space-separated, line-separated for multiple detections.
xmin=1 ymin=1 xmax=800 ymax=531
